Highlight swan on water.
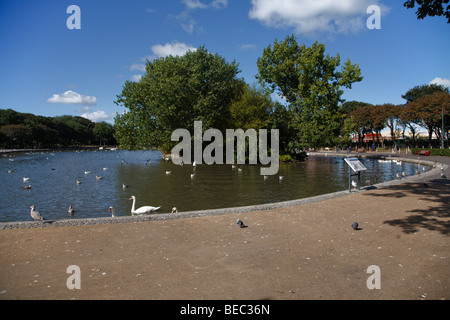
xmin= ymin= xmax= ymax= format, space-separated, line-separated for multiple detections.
xmin=108 ymin=206 xmax=116 ymax=217
xmin=30 ymin=205 xmax=44 ymax=221
xmin=129 ymin=195 xmax=160 ymax=214
xmin=68 ymin=205 xmax=75 ymax=216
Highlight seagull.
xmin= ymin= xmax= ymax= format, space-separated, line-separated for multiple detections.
xmin=191 ymin=173 xmax=196 ymax=179
xmin=108 ymin=206 xmax=116 ymax=217
xmin=351 ymin=180 xmax=358 ymax=188
xmin=22 ymin=185 xmax=32 ymax=190
xmin=236 ymin=219 xmax=246 ymax=228
xmin=103 ymin=167 xmax=108 ymax=171
xmin=96 ymin=176 xmax=103 ymax=180
xmin=402 ymin=171 xmax=407 ymax=177
xmin=193 ymin=161 xmax=196 ymax=167
xmin=415 ymin=170 xmax=420 ymax=175
xmin=441 ymin=172 xmax=447 ymax=179
xmin=23 ymin=177 xmax=30 ymax=182
xmin=352 ymin=221 xmax=359 ymax=230
xmin=166 ymin=171 xmax=171 ymax=175
xmin=84 ymin=171 xmax=91 ymax=175
xmin=264 ymin=175 xmax=268 ymax=180
xmin=279 ymin=176 xmax=284 ymax=181
xmin=68 ymin=205 xmax=75 ymax=216
xmin=171 ymin=207 xmax=178 ymax=213
xmin=122 ymin=183 xmax=129 ymax=190
xmin=30 ymin=205 xmax=44 ymax=221
xmin=7 ymin=170 xmax=14 ymax=173
xmin=76 ymin=180 xmax=81 ymax=184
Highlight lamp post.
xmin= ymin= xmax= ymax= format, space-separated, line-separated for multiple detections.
xmin=442 ymin=106 xmax=445 ymax=149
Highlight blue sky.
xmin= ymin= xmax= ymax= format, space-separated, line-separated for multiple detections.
xmin=0 ymin=0 xmax=449 ymax=124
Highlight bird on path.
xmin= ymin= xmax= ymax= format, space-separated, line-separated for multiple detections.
xmin=30 ymin=205 xmax=44 ymax=221
xmin=236 ymin=219 xmax=246 ymax=228
xmin=352 ymin=221 xmax=359 ymax=230
xmin=171 ymin=207 xmax=178 ymax=213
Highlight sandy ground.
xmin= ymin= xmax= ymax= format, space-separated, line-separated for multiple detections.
xmin=0 ymin=155 xmax=449 ymax=301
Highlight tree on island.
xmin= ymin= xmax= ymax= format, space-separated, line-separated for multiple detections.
xmin=114 ymin=46 xmax=242 ymax=153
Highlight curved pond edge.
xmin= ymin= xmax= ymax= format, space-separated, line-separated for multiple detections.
xmin=1 ymin=155 xmax=447 ymax=230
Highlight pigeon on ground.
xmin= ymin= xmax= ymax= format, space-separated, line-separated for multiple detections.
xmin=236 ymin=219 xmax=246 ymax=228
xmin=352 ymin=221 xmax=359 ymax=230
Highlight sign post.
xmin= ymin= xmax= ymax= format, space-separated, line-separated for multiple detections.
xmin=344 ymin=157 xmax=367 ymax=192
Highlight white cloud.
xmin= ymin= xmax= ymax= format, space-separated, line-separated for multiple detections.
xmin=151 ymin=41 xmax=196 ymax=58
xmin=430 ymin=77 xmax=450 ymax=89
xmin=173 ymin=0 xmax=228 ymax=34
xmin=249 ymin=0 xmax=388 ymax=35
xmin=182 ymin=0 xmax=228 ymax=10
xmin=238 ymin=44 xmax=256 ymax=50
xmin=130 ymin=63 xmax=146 ymax=72
xmin=46 ymin=90 xmax=97 ymax=106
xmin=131 ymin=74 xmax=143 ymax=82
xmin=80 ymin=110 xmax=110 ymax=122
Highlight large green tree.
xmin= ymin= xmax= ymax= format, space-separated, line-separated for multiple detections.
xmin=114 ymin=46 xmax=242 ymax=152
xmin=256 ymin=35 xmax=363 ymax=149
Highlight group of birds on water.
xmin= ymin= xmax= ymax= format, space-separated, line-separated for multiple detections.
xmin=5 ymin=152 xmax=447 ymax=224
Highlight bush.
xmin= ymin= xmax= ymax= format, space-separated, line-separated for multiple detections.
xmin=279 ymin=154 xmax=294 ymax=162
xmin=412 ymin=148 xmax=450 ymax=157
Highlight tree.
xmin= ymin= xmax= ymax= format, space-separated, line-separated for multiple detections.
xmin=403 ymin=0 xmax=450 ymax=22
xmin=93 ymin=122 xmax=115 ymax=145
xmin=402 ymin=84 xmax=449 ymax=147
xmin=377 ymin=104 xmax=402 ymax=149
xmin=229 ymin=83 xmax=273 ymax=131
xmin=402 ymin=83 xmax=449 ymax=103
xmin=408 ymin=92 xmax=450 ymax=146
xmin=114 ymin=46 xmax=242 ymax=153
xmin=256 ymin=35 xmax=363 ymax=149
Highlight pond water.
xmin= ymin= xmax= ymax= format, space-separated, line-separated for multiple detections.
xmin=0 ymin=150 xmax=426 ymax=222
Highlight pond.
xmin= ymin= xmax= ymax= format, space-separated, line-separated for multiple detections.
xmin=0 ymin=150 xmax=426 ymax=222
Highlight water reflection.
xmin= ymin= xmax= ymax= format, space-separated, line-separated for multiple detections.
xmin=0 ymin=150 xmax=424 ymax=222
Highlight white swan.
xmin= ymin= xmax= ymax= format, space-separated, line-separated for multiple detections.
xmin=129 ymin=196 xmax=160 ymax=214
xmin=108 ymin=206 xmax=116 ymax=217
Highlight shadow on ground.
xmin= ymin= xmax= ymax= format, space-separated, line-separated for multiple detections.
xmin=363 ymin=179 xmax=450 ymax=236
